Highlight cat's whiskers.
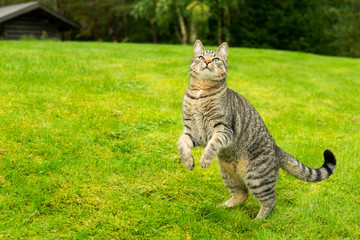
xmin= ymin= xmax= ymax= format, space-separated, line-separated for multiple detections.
xmin=182 ymin=72 xmax=191 ymax=84
xmin=215 ymin=68 xmax=222 ymax=80
xmin=184 ymin=65 xmax=201 ymax=83
xmin=191 ymin=65 xmax=201 ymax=77
xmin=176 ymin=65 xmax=191 ymax=76
xmin=213 ymin=68 xmax=219 ymax=80
xmin=179 ymin=64 xmax=199 ymax=84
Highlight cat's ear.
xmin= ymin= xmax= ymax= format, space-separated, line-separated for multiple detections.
xmin=217 ymin=42 xmax=228 ymax=61
xmin=193 ymin=39 xmax=205 ymax=56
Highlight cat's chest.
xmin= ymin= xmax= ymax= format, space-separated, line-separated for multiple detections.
xmin=183 ymin=90 xmax=218 ymax=117
xmin=183 ymin=90 xmax=222 ymax=144
xmin=195 ymin=90 xmax=203 ymax=98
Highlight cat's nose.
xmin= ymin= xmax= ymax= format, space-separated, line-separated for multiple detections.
xmin=204 ymin=59 xmax=211 ymax=65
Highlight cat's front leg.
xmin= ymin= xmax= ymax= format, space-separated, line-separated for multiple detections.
xmin=178 ymin=133 xmax=196 ymax=170
xmin=201 ymin=129 xmax=234 ymax=168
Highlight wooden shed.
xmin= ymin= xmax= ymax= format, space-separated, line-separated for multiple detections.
xmin=0 ymin=1 xmax=79 ymax=40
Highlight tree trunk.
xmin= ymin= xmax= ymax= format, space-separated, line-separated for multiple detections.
xmin=109 ymin=18 xmax=117 ymax=42
xmin=174 ymin=24 xmax=182 ymax=43
xmin=59 ymin=0 xmax=65 ymax=15
xmin=151 ymin=20 xmax=158 ymax=44
xmin=190 ymin=17 xmax=197 ymax=44
xmin=122 ymin=14 xmax=128 ymax=42
xmin=59 ymin=0 xmax=68 ymax=40
xmin=176 ymin=7 xmax=188 ymax=45
xmin=224 ymin=7 xmax=231 ymax=44
xmin=217 ymin=16 xmax=222 ymax=45
xmin=92 ymin=0 xmax=100 ymax=41
xmin=93 ymin=16 xmax=100 ymax=40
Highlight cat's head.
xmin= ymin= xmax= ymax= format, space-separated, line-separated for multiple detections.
xmin=190 ymin=39 xmax=228 ymax=81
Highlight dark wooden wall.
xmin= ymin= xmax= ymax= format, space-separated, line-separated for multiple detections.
xmin=1 ymin=9 xmax=61 ymax=40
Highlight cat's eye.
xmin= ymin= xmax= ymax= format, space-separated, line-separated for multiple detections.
xmin=212 ymin=58 xmax=220 ymax=62
xmin=199 ymin=56 xmax=204 ymax=60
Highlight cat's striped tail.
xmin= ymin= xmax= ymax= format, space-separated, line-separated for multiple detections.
xmin=276 ymin=146 xmax=336 ymax=182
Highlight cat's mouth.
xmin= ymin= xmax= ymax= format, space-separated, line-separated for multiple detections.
xmin=202 ymin=66 xmax=213 ymax=72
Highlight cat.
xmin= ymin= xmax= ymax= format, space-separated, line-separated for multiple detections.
xmin=177 ymin=39 xmax=337 ymax=220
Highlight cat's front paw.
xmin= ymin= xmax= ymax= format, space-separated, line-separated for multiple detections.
xmin=183 ymin=157 xmax=195 ymax=171
xmin=200 ymin=155 xmax=213 ymax=168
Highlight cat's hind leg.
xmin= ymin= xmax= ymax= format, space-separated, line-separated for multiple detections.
xmin=218 ymin=159 xmax=249 ymax=208
xmin=246 ymin=152 xmax=279 ymax=220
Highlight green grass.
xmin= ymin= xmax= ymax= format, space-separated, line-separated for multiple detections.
xmin=0 ymin=41 xmax=359 ymax=239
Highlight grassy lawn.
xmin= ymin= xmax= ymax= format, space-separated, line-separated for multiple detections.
xmin=0 ymin=41 xmax=359 ymax=239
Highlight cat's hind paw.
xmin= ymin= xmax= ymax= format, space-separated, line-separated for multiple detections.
xmin=218 ymin=199 xmax=238 ymax=208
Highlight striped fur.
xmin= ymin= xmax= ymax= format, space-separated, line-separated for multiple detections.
xmin=178 ymin=40 xmax=337 ymax=220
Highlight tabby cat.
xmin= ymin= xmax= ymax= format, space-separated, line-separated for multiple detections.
xmin=178 ymin=40 xmax=336 ymax=219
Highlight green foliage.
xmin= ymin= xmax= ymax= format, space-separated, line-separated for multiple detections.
xmin=1 ymin=0 xmax=360 ymax=56
xmin=0 ymin=41 xmax=360 ymax=238
xmin=321 ymin=0 xmax=360 ymax=57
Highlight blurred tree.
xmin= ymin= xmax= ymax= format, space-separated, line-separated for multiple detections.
xmin=186 ymin=1 xmax=211 ymax=44
xmin=132 ymin=0 xmax=221 ymax=45
xmin=209 ymin=0 xmax=238 ymax=45
xmin=175 ymin=0 xmax=190 ymax=45
xmin=132 ymin=0 xmax=158 ymax=43
xmin=99 ymin=0 xmax=132 ymax=42
xmin=0 ymin=0 xmax=359 ymax=57
xmin=65 ymin=0 xmax=100 ymax=40
xmin=322 ymin=0 xmax=360 ymax=57
xmin=132 ymin=0 xmax=195 ymax=45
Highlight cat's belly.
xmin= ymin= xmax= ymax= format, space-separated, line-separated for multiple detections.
xmin=219 ymin=157 xmax=248 ymax=179
xmin=185 ymin=104 xmax=210 ymax=146
xmin=192 ymin=112 xmax=208 ymax=147
xmin=183 ymin=92 xmax=222 ymax=147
